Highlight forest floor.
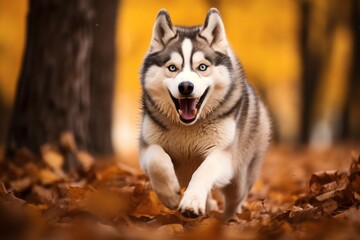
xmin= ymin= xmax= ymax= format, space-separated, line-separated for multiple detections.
xmin=1 ymin=143 xmax=360 ymax=240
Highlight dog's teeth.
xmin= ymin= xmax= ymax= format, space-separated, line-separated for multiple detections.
xmin=191 ymin=109 xmax=197 ymax=115
xmin=178 ymin=110 xmax=183 ymax=115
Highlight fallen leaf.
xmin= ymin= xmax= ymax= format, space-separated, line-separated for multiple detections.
xmin=315 ymin=190 xmax=338 ymax=202
xmin=321 ymin=199 xmax=338 ymax=215
xmin=130 ymin=190 xmax=169 ymax=219
xmin=309 ymin=170 xmax=339 ymax=193
xmin=350 ymin=151 xmax=360 ymax=174
xmin=39 ymin=169 xmax=60 ymax=185
xmin=76 ymin=151 xmax=94 ymax=172
xmin=0 ymin=182 xmax=7 ymax=194
xmin=67 ymin=186 xmax=91 ymax=202
xmin=0 ymin=182 xmax=26 ymax=205
xmin=41 ymin=145 xmax=67 ymax=179
xmin=353 ymin=192 xmax=360 ymax=201
xmin=350 ymin=175 xmax=360 ymax=192
xmin=236 ymin=209 xmax=252 ymax=221
xmin=10 ymin=177 xmax=32 ymax=192
xmin=32 ymin=185 xmax=55 ymax=203
xmin=289 ymin=207 xmax=320 ymax=223
xmin=41 ymin=145 xmax=63 ymax=170
xmin=60 ymin=132 xmax=78 ymax=152
xmin=156 ymin=223 xmax=184 ymax=235
xmin=83 ymin=187 xmax=130 ymax=218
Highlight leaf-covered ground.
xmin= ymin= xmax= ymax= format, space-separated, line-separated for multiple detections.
xmin=0 ymin=142 xmax=360 ymax=240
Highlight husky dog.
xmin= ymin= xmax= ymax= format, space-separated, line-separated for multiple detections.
xmin=139 ymin=8 xmax=271 ymax=220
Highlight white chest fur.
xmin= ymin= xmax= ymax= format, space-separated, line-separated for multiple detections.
xmin=142 ymin=115 xmax=236 ymax=186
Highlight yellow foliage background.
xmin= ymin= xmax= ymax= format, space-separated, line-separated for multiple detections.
xmin=0 ymin=0 xmax=357 ymax=161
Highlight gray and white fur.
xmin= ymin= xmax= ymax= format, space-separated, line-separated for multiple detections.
xmin=139 ymin=8 xmax=271 ymax=220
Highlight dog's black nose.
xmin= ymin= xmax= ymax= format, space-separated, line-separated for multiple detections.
xmin=178 ymin=81 xmax=194 ymax=96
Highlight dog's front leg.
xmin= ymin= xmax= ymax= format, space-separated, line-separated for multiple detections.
xmin=178 ymin=149 xmax=233 ymax=217
xmin=140 ymin=144 xmax=181 ymax=209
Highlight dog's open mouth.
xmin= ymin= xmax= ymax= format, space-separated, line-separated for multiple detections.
xmin=170 ymin=87 xmax=209 ymax=124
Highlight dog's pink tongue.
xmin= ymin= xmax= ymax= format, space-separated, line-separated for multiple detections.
xmin=179 ymin=99 xmax=197 ymax=120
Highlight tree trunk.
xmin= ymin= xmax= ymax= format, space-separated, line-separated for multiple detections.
xmin=343 ymin=0 xmax=360 ymax=140
xmin=6 ymin=0 xmax=118 ymax=158
xmin=88 ymin=0 xmax=118 ymax=155
xmin=299 ymin=1 xmax=320 ymax=144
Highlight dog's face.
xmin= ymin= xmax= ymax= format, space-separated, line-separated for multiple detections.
xmin=142 ymin=9 xmax=233 ymax=125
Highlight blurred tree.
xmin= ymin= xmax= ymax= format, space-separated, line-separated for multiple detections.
xmin=299 ymin=0 xmax=322 ymax=144
xmin=299 ymin=0 xmax=359 ymax=146
xmin=6 ymin=0 xmax=118 ymax=158
xmin=0 ymin=93 xmax=10 ymax=145
xmin=344 ymin=0 xmax=360 ymax=140
xmin=88 ymin=0 xmax=118 ymax=155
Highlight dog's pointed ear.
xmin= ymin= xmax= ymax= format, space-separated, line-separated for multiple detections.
xmin=149 ymin=9 xmax=176 ymax=53
xmin=200 ymin=8 xmax=228 ymax=52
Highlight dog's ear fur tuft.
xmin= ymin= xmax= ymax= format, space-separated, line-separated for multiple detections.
xmin=149 ymin=9 xmax=176 ymax=53
xmin=200 ymin=8 xmax=228 ymax=52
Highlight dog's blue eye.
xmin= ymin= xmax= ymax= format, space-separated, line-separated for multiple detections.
xmin=198 ymin=64 xmax=208 ymax=71
xmin=168 ymin=65 xmax=177 ymax=72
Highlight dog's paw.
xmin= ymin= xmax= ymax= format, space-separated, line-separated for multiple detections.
xmin=152 ymin=179 xmax=181 ymax=209
xmin=156 ymin=188 xmax=181 ymax=210
xmin=206 ymin=197 xmax=219 ymax=212
xmin=178 ymin=192 xmax=206 ymax=218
